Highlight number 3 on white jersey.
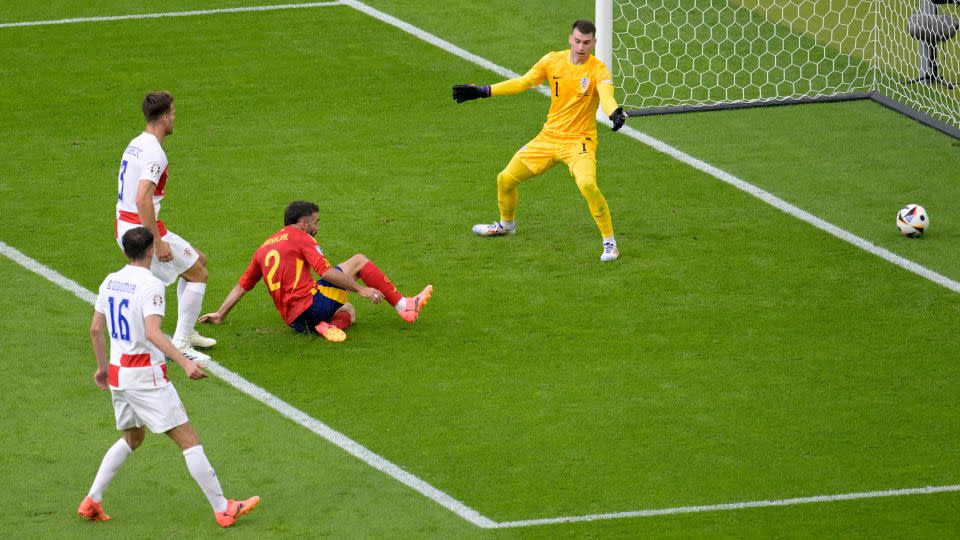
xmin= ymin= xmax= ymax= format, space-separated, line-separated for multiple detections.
xmin=118 ymin=159 xmax=128 ymax=202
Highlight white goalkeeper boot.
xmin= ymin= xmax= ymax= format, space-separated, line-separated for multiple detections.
xmin=600 ymin=241 xmax=620 ymax=262
xmin=472 ymin=220 xmax=515 ymax=237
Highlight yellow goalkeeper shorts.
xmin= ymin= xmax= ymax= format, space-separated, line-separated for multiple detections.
xmin=514 ymin=129 xmax=597 ymax=177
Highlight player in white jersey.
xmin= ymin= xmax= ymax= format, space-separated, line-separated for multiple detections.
xmin=115 ymin=91 xmax=214 ymax=363
xmin=78 ymin=227 xmax=259 ymax=528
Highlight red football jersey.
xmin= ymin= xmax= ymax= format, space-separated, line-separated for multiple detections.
xmin=239 ymin=226 xmax=332 ymax=323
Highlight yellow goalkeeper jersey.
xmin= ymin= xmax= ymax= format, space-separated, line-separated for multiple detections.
xmin=491 ymin=50 xmax=618 ymax=139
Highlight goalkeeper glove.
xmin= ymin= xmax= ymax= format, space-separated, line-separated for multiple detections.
xmin=452 ymin=84 xmax=491 ymax=103
xmin=609 ymin=107 xmax=627 ymax=132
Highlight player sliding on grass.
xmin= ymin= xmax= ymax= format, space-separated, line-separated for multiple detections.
xmin=199 ymin=200 xmax=432 ymax=341
xmin=79 ymin=227 xmax=259 ymax=528
xmin=452 ymin=19 xmax=628 ymax=262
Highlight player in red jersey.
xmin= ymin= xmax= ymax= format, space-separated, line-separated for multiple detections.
xmin=199 ymin=201 xmax=432 ymax=341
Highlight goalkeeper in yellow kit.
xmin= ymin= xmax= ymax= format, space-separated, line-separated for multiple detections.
xmin=452 ymin=19 xmax=627 ymax=262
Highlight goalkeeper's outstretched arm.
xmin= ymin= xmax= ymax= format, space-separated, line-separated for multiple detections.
xmin=452 ymin=62 xmax=545 ymax=103
xmin=452 ymin=76 xmax=539 ymax=103
xmin=599 ymin=83 xmax=627 ymax=132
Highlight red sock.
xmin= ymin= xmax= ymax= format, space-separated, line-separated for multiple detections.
xmin=357 ymin=261 xmax=403 ymax=306
xmin=331 ymin=310 xmax=353 ymax=330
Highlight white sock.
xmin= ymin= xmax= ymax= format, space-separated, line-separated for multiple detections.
xmin=177 ymin=276 xmax=187 ymax=300
xmin=395 ymin=298 xmax=407 ymax=312
xmin=88 ymin=438 xmax=133 ymax=502
xmin=173 ymin=281 xmax=206 ymax=343
xmin=602 ymin=235 xmax=616 ymax=245
xmin=183 ymin=445 xmax=228 ymax=513
xmin=499 ymin=220 xmax=516 ymax=230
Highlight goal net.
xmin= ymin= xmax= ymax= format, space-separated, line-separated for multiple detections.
xmin=604 ymin=0 xmax=960 ymax=137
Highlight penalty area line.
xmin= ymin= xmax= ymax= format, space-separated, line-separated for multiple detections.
xmin=495 ymin=484 xmax=960 ymax=528
xmin=0 ymin=2 xmax=342 ymax=28
xmin=0 ymin=239 xmax=497 ymax=529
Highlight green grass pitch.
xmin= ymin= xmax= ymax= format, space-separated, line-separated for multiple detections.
xmin=1 ymin=0 xmax=959 ymax=537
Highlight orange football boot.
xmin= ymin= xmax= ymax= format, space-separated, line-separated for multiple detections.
xmin=399 ymin=285 xmax=433 ymax=323
xmin=315 ymin=321 xmax=346 ymax=342
xmin=77 ymin=496 xmax=110 ymax=521
xmin=215 ymin=496 xmax=260 ymax=528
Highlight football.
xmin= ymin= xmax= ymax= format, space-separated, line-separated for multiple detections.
xmin=896 ymin=204 xmax=929 ymax=237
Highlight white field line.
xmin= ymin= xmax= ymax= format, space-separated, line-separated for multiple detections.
xmin=0 ymin=2 xmax=341 ymax=28
xmin=0 ymin=239 xmax=496 ymax=529
xmin=0 ymin=241 xmax=97 ymax=304
xmin=495 ymin=484 xmax=960 ymax=528
xmin=335 ymin=0 xmax=960 ymax=527
xmin=342 ymin=0 xmax=960 ymax=295
xmin=0 ymin=0 xmax=953 ymax=297
xmin=3 ymin=1 xmax=959 ymax=529
xmin=200 ymin=360 xmax=496 ymax=528
xmin=616 ymin=127 xmax=960 ymax=294
xmin=7 ymin=242 xmax=957 ymax=530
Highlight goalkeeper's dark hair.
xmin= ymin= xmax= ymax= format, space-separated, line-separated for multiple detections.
xmin=122 ymin=227 xmax=154 ymax=262
xmin=572 ymin=19 xmax=596 ymax=37
xmin=142 ymin=91 xmax=174 ymax=123
xmin=284 ymin=200 xmax=320 ymax=226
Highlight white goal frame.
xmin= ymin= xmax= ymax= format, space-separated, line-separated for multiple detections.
xmin=596 ymin=0 xmax=960 ymax=139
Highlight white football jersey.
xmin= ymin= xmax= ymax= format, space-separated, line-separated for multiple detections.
xmin=94 ymin=265 xmax=169 ymax=390
xmin=116 ymin=132 xmax=168 ymax=219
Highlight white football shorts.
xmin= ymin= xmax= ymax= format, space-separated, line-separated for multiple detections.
xmin=115 ymin=224 xmax=200 ymax=286
xmin=111 ymin=384 xmax=190 ymax=433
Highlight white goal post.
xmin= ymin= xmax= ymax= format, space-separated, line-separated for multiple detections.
xmin=595 ymin=0 xmax=960 ymax=139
